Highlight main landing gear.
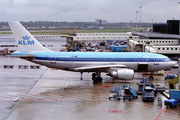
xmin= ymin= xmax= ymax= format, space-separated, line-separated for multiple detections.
xmin=79 ymin=72 xmax=103 ymax=83
xmin=92 ymin=72 xmax=102 ymax=83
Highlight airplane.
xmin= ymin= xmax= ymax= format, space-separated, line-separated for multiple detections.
xmin=8 ymin=21 xmax=176 ymax=83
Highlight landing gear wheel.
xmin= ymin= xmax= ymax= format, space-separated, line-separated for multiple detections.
xmin=92 ymin=77 xmax=97 ymax=83
xmin=149 ymin=75 xmax=154 ymax=80
xmin=92 ymin=72 xmax=102 ymax=83
xmin=92 ymin=73 xmax=96 ymax=77
xmin=97 ymin=77 xmax=102 ymax=83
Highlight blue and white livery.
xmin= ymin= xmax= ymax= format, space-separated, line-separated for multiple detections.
xmin=8 ymin=21 xmax=176 ymax=83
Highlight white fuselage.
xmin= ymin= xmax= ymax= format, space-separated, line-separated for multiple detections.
xmin=12 ymin=51 xmax=175 ymax=73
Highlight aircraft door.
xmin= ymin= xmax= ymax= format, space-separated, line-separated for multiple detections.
xmin=148 ymin=56 xmax=159 ymax=71
xmin=138 ymin=63 xmax=148 ymax=71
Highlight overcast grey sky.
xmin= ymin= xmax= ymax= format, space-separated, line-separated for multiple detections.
xmin=0 ymin=0 xmax=180 ymax=23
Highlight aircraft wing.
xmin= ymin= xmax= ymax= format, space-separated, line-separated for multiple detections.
xmin=74 ymin=64 xmax=127 ymax=71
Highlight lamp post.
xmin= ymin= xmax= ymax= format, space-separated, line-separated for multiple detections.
xmin=178 ymin=2 xmax=180 ymax=90
xmin=151 ymin=19 xmax=154 ymax=30
xmin=178 ymin=2 xmax=180 ymax=35
xmin=139 ymin=6 xmax=142 ymax=30
xmin=136 ymin=11 xmax=139 ymax=31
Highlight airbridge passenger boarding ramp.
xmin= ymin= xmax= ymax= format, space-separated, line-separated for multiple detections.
xmin=129 ymin=39 xmax=180 ymax=54
xmin=129 ymin=39 xmax=157 ymax=53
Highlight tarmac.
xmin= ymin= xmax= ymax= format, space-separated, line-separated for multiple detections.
xmin=0 ymin=55 xmax=180 ymax=120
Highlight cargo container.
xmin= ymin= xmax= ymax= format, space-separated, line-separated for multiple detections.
xmin=109 ymin=45 xmax=127 ymax=52
xmin=170 ymin=89 xmax=180 ymax=100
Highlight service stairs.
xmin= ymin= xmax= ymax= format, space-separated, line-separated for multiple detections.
xmin=129 ymin=84 xmax=137 ymax=96
xmin=109 ymin=83 xmax=122 ymax=100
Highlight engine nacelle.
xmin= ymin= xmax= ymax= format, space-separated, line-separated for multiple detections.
xmin=110 ymin=69 xmax=134 ymax=80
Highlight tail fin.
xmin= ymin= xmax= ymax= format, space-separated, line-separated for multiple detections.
xmin=8 ymin=21 xmax=51 ymax=52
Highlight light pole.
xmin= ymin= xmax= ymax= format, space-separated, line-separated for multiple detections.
xmin=136 ymin=11 xmax=139 ymax=31
xmin=178 ymin=2 xmax=180 ymax=89
xmin=178 ymin=2 xmax=180 ymax=35
xmin=139 ymin=6 xmax=142 ymax=30
xmin=151 ymin=19 xmax=154 ymax=30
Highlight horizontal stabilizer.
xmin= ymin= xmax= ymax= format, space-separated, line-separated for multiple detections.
xmin=8 ymin=54 xmax=35 ymax=61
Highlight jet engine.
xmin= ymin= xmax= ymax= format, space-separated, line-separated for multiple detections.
xmin=109 ymin=69 xmax=134 ymax=80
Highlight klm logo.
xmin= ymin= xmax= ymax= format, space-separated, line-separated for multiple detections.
xmin=18 ymin=35 xmax=34 ymax=45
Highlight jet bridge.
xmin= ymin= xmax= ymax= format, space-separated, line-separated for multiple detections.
xmin=128 ymin=39 xmax=157 ymax=53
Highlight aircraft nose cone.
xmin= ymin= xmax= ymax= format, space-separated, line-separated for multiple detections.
xmin=170 ymin=61 xmax=177 ymax=67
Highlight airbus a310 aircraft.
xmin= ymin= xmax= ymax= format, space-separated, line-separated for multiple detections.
xmin=8 ymin=21 xmax=176 ymax=83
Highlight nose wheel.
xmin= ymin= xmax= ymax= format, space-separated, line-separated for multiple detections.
xmin=149 ymin=72 xmax=154 ymax=80
xmin=149 ymin=75 xmax=154 ymax=80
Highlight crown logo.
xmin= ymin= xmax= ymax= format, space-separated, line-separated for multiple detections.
xmin=22 ymin=35 xmax=30 ymax=40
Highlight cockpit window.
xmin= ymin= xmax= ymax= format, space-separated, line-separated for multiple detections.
xmin=165 ymin=58 xmax=170 ymax=61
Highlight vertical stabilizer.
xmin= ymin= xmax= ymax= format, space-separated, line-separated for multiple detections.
xmin=8 ymin=21 xmax=51 ymax=52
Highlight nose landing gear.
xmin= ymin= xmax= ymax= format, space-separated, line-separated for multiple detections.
xmin=149 ymin=72 xmax=154 ymax=80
